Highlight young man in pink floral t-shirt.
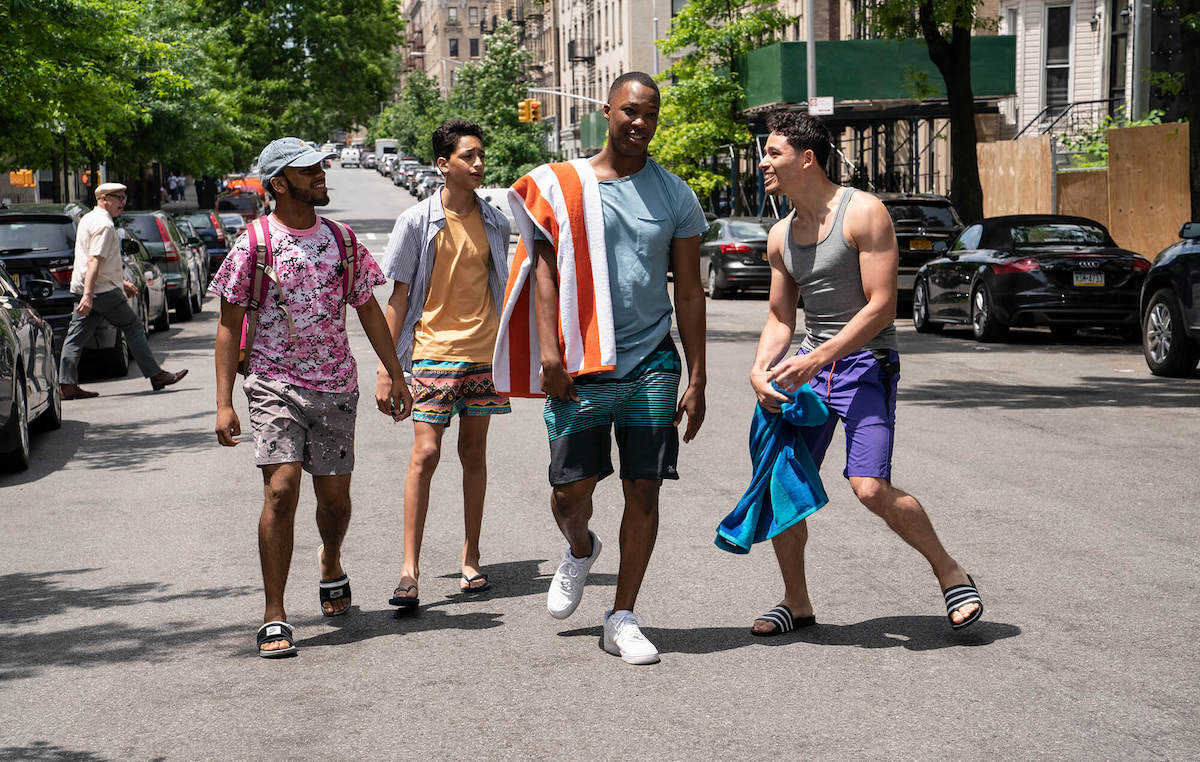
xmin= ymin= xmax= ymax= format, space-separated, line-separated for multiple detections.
xmin=210 ymin=137 xmax=412 ymax=659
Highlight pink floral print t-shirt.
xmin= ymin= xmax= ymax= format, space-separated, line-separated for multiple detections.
xmin=209 ymin=215 xmax=386 ymax=393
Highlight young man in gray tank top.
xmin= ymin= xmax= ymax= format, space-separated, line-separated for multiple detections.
xmin=746 ymin=112 xmax=983 ymax=635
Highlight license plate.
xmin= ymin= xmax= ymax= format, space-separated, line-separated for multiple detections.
xmin=1074 ymin=271 xmax=1105 ymax=287
xmin=9 ymin=272 xmax=19 ymax=290
xmin=909 ymin=239 xmax=932 ymax=250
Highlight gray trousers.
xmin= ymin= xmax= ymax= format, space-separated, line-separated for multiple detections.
xmin=59 ymin=287 xmax=162 ymax=384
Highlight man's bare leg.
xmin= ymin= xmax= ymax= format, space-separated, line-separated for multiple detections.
xmin=849 ymin=476 xmax=979 ymax=624
xmin=259 ymin=462 xmax=302 ymax=652
xmin=313 ymin=473 xmax=352 ymax=615
xmin=752 ymin=519 xmax=813 ymax=634
xmin=612 ymin=478 xmax=660 ymax=613
xmin=396 ymin=421 xmax=445 ymax=599
xmin=457 ymin=415 xmax=491 ymax=588
xmin=550 ymin=476 xmax=598 ymax=558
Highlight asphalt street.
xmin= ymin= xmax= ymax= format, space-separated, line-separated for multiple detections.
xmin=2 ymin=165 xmax=1197 ymax=760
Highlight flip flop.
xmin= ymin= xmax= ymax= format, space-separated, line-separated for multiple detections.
xmin=750 ymin=604 xmax=816 ymax=637
xmin=256 ymin=621 xmax=297 ymax=658
xmin=388 ymin=582 xmax=419 ymax=608
xmin=459 ymin=573 xmax=490 ymax=593
xmin=319 ymin=575 xmax=351 ymax=617
xmin=943 ymin=574 xmax=983 ymax=630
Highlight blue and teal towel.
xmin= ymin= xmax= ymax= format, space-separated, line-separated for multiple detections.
xmin=715 ymin=384 xmax=830 ymax=554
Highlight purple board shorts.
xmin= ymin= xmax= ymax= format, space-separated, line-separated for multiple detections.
xmin=798 ymin=347 xmax=900 ymax=480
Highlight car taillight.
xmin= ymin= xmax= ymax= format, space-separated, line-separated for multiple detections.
xmin=719 ymin=243 xmax=751 ymax=254
xmin=1132 ymin=257 xmax=1151 ymax=273
xmin=992 ymin=257 xmax=1040 ymax=274
xmin=49 ymin=265 xmax=73 ymax=285
xmin=155 ymin=217 xmax=179 ymax=261
xmin=210 ymin=213 xmax=226 ymax=243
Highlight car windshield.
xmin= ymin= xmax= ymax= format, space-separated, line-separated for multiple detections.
xmin=726 ymin=220 xmax=770 ymax=240
xmin=0 ymin=219 xmax=74 ymax=252
xmin=217 ymin=196 xmax=256 ymax=212
xmin=182 ymin=213 xmax=215 ymax=232
xmin=220 ymin=213 xmax=244 ymax=226
xmin=1012 ymin=223 xmax=1110 ymax=246
xmin=120 ymin=215 xmax=163 ymax=242
xmin=887 ymin=203 xmax=959 ymax=227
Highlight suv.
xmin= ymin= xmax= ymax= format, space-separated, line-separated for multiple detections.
xmin=0 ymin=205 xmax=86 ymax=353
xmin=877 ymin=193 xmax=964 ymax=299
xmin=117 ymin=211 xmax=205 ymax=322
xmin=216 ymin=191 xmax=266 ymax=223
xmin=340 ymin=147 xmax=361 ymax=168
xmin=177 ymin=210 xmax=231 ymax=281
xmin=1140 ymin=221 xmax=1200 ymax=377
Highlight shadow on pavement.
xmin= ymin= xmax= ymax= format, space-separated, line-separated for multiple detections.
xmin=64 ymin=409 xmax=213 ymax=472
xmin=902 ymin=375 xmax=1196 ymax=409
xmin=557 ymin=616 xmax=1021 ymax=654
xmin=428 ymin=558 xmax=616 ymax=603
xmin=0 ymin=742 xmax=118 ymax=761
xmin=0 ymin=569 xmax=257 ymax=629
xmin=0 ymin=420 xmax=87 ymax=487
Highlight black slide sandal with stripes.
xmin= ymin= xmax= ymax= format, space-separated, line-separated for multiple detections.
xmin=750 ymin=604 xmax=817 ymax=637
xmin=942 ymin=574 xmax=984 ymax=630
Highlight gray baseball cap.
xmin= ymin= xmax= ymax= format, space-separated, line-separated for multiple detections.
xmin=257 ymin=137 xmax=336 ymax=182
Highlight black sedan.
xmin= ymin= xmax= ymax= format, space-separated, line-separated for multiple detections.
xmin=1140 ymin=222 xmax=1200 ymax=377
xmin=911 ymin=215 xmax=1150 ymax=341
xmin=878 ymin=193 xmax=964 ymax=299
xmin=0 ymin=261 xmax=61 ymax=471
xmin=700 ymin=216 xmax=772 ymax=298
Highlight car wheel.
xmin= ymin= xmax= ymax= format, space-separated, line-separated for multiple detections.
xmin=174 ymin=290 xmax=194 ymax=322
xmin=2 ymin=377 xmax=31 ymax=472
xmin=99 ymin=331 xmax=131 ymax=378
xmin=707 ymin=265 xmax=727 ymax=299
xmin=152 ymin=299 xmax=171 ymax=333
xmin=1143 ymin=287 xmax=1200 ymax=377
xmin=1050 ymin=325 xmax=1076 ymax=341
xmin=34 ymin=372 xmax=62 ymax=431
xmin=971 ymin=282 xmax=1007 ymax=342
xmin=911 ymin=279 xmax=941 ymax=334
xmin=191 ymin=274 xmax=204 ymax=313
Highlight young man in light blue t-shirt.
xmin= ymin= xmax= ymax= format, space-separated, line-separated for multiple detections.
xmin=533 ymin=72 xmax=709 ymax=665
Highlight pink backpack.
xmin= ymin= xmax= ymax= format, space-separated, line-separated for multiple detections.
xmin=237 ymin=216 xmax=358 ymax=376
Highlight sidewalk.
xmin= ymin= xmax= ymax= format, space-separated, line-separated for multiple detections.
xmin=160 ymin=178 xmax=200 ymax=212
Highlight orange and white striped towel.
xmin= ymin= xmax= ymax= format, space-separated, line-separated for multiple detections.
xmin=492 ymin=159 xmax=615 ymax=397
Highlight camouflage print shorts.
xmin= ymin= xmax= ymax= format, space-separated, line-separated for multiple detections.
xmin=243 ymin=375 xmax=359 ymax=476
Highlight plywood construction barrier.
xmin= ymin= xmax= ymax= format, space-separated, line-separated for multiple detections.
xmin=1056 ymin=169 xmax=1109 ymax=228
xmin=1107 ymin=122 xmax=1190 ymax=257
xmin=978 ymin=137 xmax=1053 ymax=217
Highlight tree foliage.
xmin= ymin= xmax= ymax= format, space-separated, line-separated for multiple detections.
xmin=654 ymin=0 xmax=790 ymax=201
xmin=372 ymin=70 xmax=445 ymax=163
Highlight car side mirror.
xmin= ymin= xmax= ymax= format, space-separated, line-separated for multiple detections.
xmin=24 ymin=278 xmax=56 ymax=299
xmin=188 ymin=236 xmax=201 ymax=245
xmin=122 ymin=238 xmax=139 ymax=255
xmin=1179 ymin=221 xmax=1200 ymax=240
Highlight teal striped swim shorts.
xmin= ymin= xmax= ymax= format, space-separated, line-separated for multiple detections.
xmin=542 ymin=336 xmax=681 ymax=486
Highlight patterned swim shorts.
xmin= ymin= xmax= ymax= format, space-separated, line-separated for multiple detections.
xmin=409 ymin=360 xmax=511 ymax=425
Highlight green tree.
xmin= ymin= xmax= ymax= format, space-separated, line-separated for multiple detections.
xmin=655 ymin=0 xmax=790 ymax=208
xmin=372 ymin=70 xmax=444 ymax=163
xmin=867 ymin=1 xmax=991 ymax=222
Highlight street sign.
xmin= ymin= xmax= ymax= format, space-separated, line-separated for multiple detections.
xmin=808 ymin=96 xmax=834 ymax=116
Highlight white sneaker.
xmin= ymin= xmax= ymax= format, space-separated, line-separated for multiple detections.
xmin=547 ymin=531 xmax=601 ymax=620
xmin=602 ymin=609 xmax=660 ymax=665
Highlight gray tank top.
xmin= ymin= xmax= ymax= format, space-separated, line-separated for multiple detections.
xmin=783 ymin=187 xmax=897 ymax=352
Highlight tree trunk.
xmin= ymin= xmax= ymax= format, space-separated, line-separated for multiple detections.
xmin=919 ymin=4 xmax=985 ymax=223
xmin=1182 ymin=0 xmax=1200 ymax=221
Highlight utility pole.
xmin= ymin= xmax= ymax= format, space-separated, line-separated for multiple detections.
xmin=805 ymin=0 xmax=816 ymax=102
xmin=1130 ymin=0 xmax=1151 ymax=119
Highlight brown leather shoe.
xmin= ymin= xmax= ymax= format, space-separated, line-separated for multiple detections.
xmin=61 ymin=383 xmax=99 ymax=400
xmin=150 ymin=368 xmax=188 ymax=391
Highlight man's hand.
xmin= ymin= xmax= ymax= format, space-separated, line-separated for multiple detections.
xmin=122 ymin=280 xmax=138 ymax=298
xmin=750 ymin=368 xmax=790 ymax=412
xmin=540 ymin=362 xmax=579 ymax=402
xmin=376 ymin=364 xmax=412 ymax=421
xmin=674 ymin=382 xmax=706 ymax=443
xmin=75 ymin=294 xmax=93 ymax=317
xmin=215 ymin=405 xmax=241 ymax=446
xmin=768 ymin=353 xmax=824 ymax=393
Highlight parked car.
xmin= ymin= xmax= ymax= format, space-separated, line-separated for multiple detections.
xmin=0 ymin=205 xmax=86 ymax=354
xmin=117 ymin=211 xmax=206 ymax=322
xmin=417 ymin=174 xmax=443 ymax=200
xmin=1140 ymin=221 xmax=1200 ymax=377
xmin=363 ymin=153 xmax=377 ymax=170
xmin=216 ymin=191 xmax=266 ymax=223
xmin=878 ymin=193 xmax=965 ymax=299
xmin=476 ymin=187 xmax=517 ymax=247
xmin=0 ymin=260 xmax=61 ymax=471
xmin=173 ymin=217 xmax=210 ymax=286
xmin=219 ymin=213 xmax=247 ymax=242
xmin=700 ymin=217 xmax=773 ymax=299
xmin=410 ymin=168 xmax=437 ymax=195
xmin=911 ymin=214 xmax=1150 ymax=342
xmin=340 ymin=147 xmax=361 ymax=168
xmin=177 ymin=210 xmax=231 ymax=281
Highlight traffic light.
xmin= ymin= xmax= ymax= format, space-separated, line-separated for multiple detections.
xmin=530 ymin=100 xmax=542 ymax=122
xmin=518 ymin=99 xmax=531 ymax=122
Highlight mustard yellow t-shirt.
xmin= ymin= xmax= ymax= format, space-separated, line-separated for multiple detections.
xmin=413 ymin=205 xmax=499 ymax=362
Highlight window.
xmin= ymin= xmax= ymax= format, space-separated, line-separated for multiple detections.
xmin=449 ymin=38 xmax=459 ymax=57
xmin=1044 ymin=5 xmax=1072 ymax=113
xmin=952 ymin=225 xmax=982 ymax=251
xmin=469 ymin=38 xmax=479 ymax=57
xmin=1107 ymin=0 xmax=1130 ymax=114
xmin=468 ymin=6 xmax=478 ymax=24
xmin=448 ymin=6 xmax=458 ymax=23
xmin=1004 ymin=7 xmax=1017 ymax=34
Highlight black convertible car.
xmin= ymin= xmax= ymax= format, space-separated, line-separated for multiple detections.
xmin=1140 ymin=222 xmax=1200 ymax=377
xmin=911 ymin=215 xmax=1150 ymax=341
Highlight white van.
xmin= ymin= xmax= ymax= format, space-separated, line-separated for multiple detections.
xmin=339 ymin=147 xmax=361 ymax=168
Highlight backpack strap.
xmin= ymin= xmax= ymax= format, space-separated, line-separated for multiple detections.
xmin=320 ymin=217 xmax=357 ymax=312
xmin=239 ymin=217 xmax=295 ymax=375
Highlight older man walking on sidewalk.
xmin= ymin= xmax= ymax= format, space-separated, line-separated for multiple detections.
xmin=58 ymin=182 xmax=188 ymax=399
